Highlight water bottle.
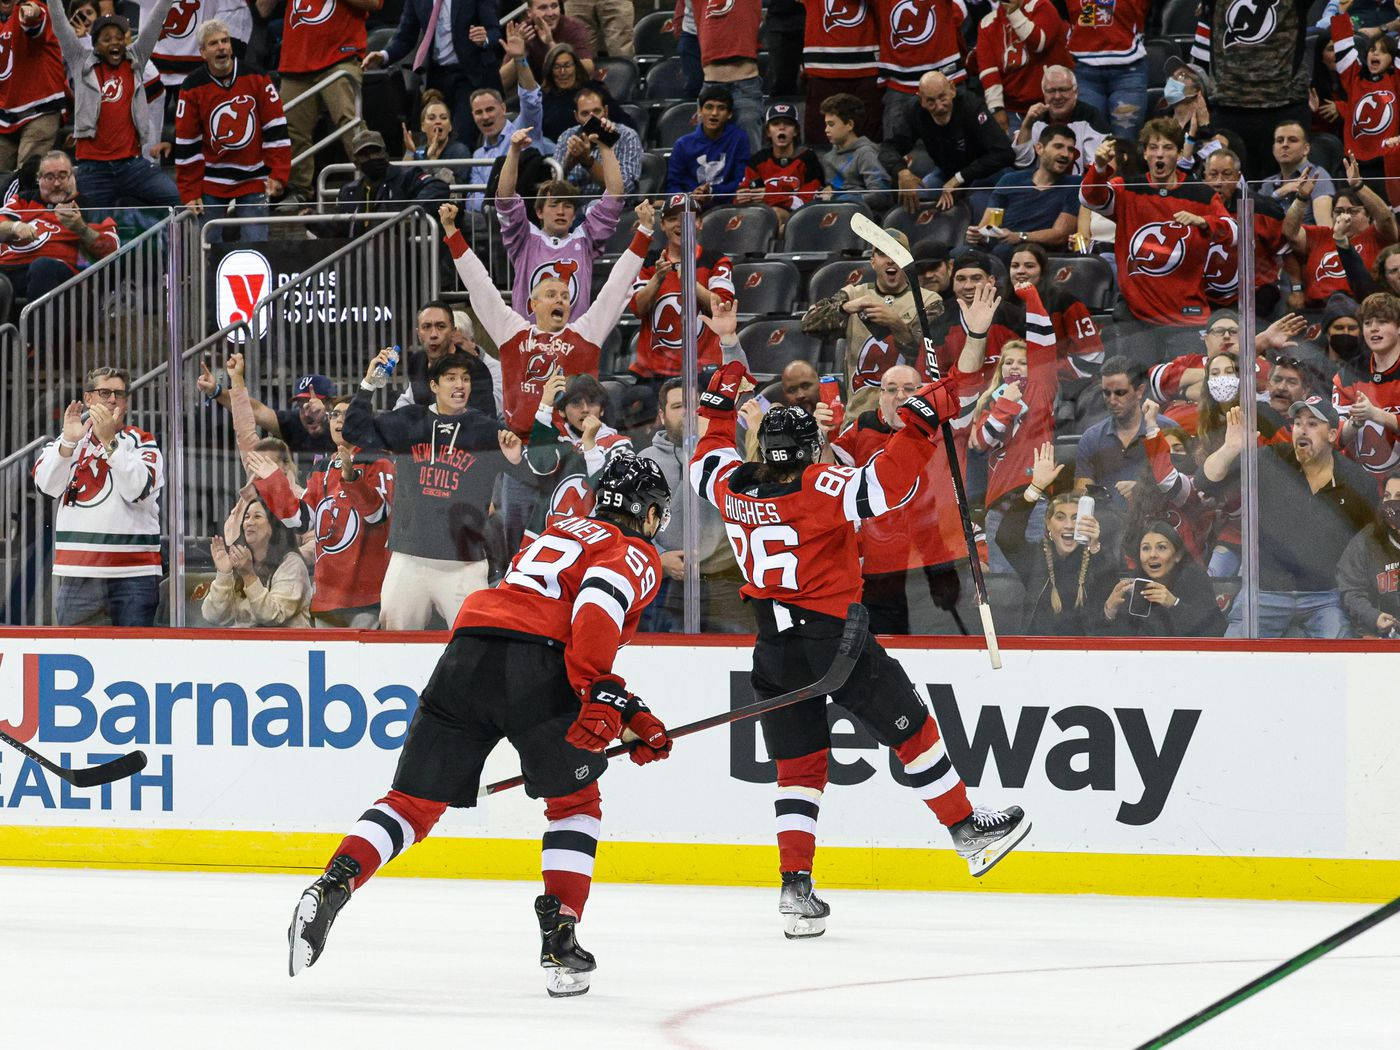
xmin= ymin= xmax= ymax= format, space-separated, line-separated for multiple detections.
xmin=366 ymin=345 xmax=400 ymax=390
xmin=1072 ymin=494 xmax=1094 ymax=545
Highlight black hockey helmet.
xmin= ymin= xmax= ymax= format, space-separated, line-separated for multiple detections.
xmin=595 ymin=453 xmax=672 ymax=530
xmin=758 ymin=405 xmax=821 ymax=467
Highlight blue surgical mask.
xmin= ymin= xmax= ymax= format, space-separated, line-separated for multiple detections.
xmin=1163 ymin=79 xmax=1190 ymax=105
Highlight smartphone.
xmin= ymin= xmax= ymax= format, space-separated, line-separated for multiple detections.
xmin=579 ymin=115 xmax=620 ymax=148
xmin=1128 ymin=577 xmax=1152 ymax=618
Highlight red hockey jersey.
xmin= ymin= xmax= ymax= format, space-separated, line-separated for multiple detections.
xmin=254 ymin=454 xmax=394 ymax=613
xmin=629 ymin=245 xmax=735 ymax=379
xmin=975 ymin=0 xmax=1072 ymax=115
xmin=1039 ymin=279 xmax=1105 ymax=381
xmin=1203 ymin=193 xmax=1287 ymax=307
xmin=1148 ymin=352 xmax=1268 ymax=405
xmin=1300 ymin=224 xmax=1387 ymax=306
xmin=742 ymin=148 xmax=823 ymax=210
xmin=1335 ymin=352 xmax=1400 ymax=478
xmin=453 ymin=515 xmax=661 ymax=696
xmin=874 ymin=0 xmax=967 ymax=91
xmin=279 ymin=0 xmax=380 ymax=76
xmin=151 ymin=0 xmax=253 ymax=88
xmin=1065 ymin=0 xmax=1148 ymax=66
xmin=692 ymin=400 xmax=939 ymax=617
xmin=695 ymin=0 xmax=761 ymax=64
xmin=803 ymin=0 xmax=879 ymax=79
xmin=0 ymin=1 xmax=66 ymax=133
xmin=0 ymin=185 xmax=119 ymax=269
xmin=174 ymin=62 xmax=291 ymax=201
xmin=1332 ymin=14 xmax=1400 ymax=165
xmin=1081 ymin=164 xmax=1235 ymax=326
xmin=447 ymin=224 xmax=651 ymax=435
xmin=831 ymin=411 xmax=968 ymax=573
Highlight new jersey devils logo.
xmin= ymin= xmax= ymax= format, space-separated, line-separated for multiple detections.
xmin=652 ymin=292 xmax=684 ymax=349
xmin=100 ymin=74 xmax=124 ymax=104
xmin=1222 ymin=0 xmax=1277 ymax=48
xmin=852 ymin=335 xmax=901 ymax=390
xmin=546 ymin=474 xmax=596 ymax=528
xmin=1353 ymin=90 xmax=1396 ymax=136
xmin=1352 ymin=417 xmax=1400 ymax=472
xmin=1315 ymin=249 xmax=1347 ymax=282
xmin=289 ymin=0 xmax=337 ymax=29
xmin=63 ymin=457 xmax=114 ymax=508
xmin=313 ymin=494 xmax=360 ymax=555
xmin=1126 ymin=222 xmax=1191 ymax=277
xmin=823 ymin=0 xmax=867 ymax=34
xmin=1203 ymin=241 xmax=1238 ymax=295
xmin=888 ymin=0 xmax=936 ymax=47
xmin=209 ymin=95 xmax=258 ymax=151
xmin=161 ymin=0 xmax=201 ymax=39
xmin=0 ymin=34 xmax=14 ymax=82
xmin=4 ymin=216 xmax=60 ymax=255
xmin=522 ymin=351 xmax=555 ymax=385
xmin=705 ymin=0 xmax=735 ymax=14
xmin=530 ymin=259 xmax=580 ymax=305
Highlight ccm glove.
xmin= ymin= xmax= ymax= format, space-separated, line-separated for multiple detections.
xmin=566 ymin=675 xmax=631 ymax=752
xmin=897 ymin=377 xmax=961 ymax=439
xmin=624 ymin=698 xmax=672 ymax=766
xmin=698 ymin=360 xmax=757 ymax=417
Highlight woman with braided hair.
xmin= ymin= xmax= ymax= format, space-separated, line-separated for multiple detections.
xmin=994 ymin=441 xmax=1116 ymax=635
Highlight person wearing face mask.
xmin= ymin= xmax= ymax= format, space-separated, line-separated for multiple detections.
xmin=1146 ymin=310 xmax=1305 ymax=412
xmin=1338 ymin=470 xmax=1400 ymax=635
xmin=333 ymin=128 xmax=451 ymax=239
xmin=1102 ymin=521 xmax=1224 ymax=636
xmin=996 ymin=441 xmax=1117 ymax=636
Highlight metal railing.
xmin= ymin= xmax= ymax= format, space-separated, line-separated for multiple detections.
xmin=282 ymin=66 xmax=365 ymax=170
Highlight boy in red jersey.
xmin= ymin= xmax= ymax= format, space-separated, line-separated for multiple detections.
xmin=691 ymin=298 xmax=1030 ymax=938
xmin=289 ymin=455 xmax=673 ymax=998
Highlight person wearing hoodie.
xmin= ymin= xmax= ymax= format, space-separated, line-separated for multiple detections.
xmin=664 ymin=83 xmax=750 ymax=208
xmin=1102 ymin=521 xmax=1226 ymax=637
xmin=344 ymin=349 xmax=530 ymax=630
xmin=816 ymin=92 xmax=890 ymax=211
xmin=1338 ymin=469 xmax=1400 ymax=636
xmin=637 ymin=376 xmax=748 ymax=632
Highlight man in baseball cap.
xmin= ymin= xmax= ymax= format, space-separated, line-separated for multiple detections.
xmin=734 ymin=102 xmax=823 ymax=229
xmin=194 ymin=353 xmax=338 ymax=454
xmin=334 ymin=125 xmax=450 ymax=238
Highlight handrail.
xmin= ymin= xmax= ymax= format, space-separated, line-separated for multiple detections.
xmin=314 ymin=158 xmax=497 ymax=205
xmin=0 ymin=434 xmax=49 ymax=473
xmin=282 ymin=67 xmax=365 ymax=170
xmin=282 ymin=66 xmax=362 ymax=115
xmin=292 ymin=118 xmax=364 ymax=168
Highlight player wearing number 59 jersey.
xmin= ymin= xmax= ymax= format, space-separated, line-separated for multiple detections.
xmin=690 ymin=353 xmax=1030 ymax=940
xmin=289 ymin=456 xmax=672 ymax=1000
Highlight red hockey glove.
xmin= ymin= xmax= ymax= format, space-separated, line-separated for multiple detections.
xmin=698 ymin=360 xmax=756 ymax=418
xmin=624 ymin=699 xmax=672 ymax=766
xmin=566 ymin=675 xmax=631 ymax=752
xmin=898 ymin=378 xmax=961 ymax=439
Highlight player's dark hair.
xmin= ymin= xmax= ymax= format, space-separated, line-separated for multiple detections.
xmin=1038 ymin=122 xmax=1075 ymax=146
xmin=819 ymin=92 xmax=864 ymax=128
xmin=428 ymin=350 xmax=475 ymax=383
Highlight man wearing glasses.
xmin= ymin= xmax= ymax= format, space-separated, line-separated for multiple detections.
xmin=33 ymin=366 xmax=164 ymax=626
xmin=1010 ymin=65 xmax=1108 ymax=175
xmin=1075 ymin=354 xmax=1149 ymax=517
xmin=0 ymin=150 xmax=118 ymax=312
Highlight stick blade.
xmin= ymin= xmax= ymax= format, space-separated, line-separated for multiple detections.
xmin=849 ymin=212 xmax=914 ymax=269
xmin=69 ymin=750 xmax=147 ymax=788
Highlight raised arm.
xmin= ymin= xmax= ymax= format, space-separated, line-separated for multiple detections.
xmin=956 ymin=282 xmax=1001 ymax=376
xmin=439 ymin=202 xmax=529 ymax=346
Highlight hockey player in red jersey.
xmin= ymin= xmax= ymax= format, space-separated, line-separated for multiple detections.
xmin=288 ymin=456 xmax=672 ymax=998
xmin=690 ymin=300 xmax=1030 ymax=937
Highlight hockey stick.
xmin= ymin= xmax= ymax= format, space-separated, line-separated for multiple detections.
xmin=1133 ymin=891 xmax=1400 ymax=1048
xmin=848 ymin=213 xmax=1002 ymax=669
xmin=0 ymin=727 xmax=147 ymax=788
xmin=480 ymin=602 xmax=870 ymax=797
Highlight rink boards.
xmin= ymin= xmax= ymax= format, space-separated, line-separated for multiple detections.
xmin=1 ymin=631 xmax=1397 ymax=903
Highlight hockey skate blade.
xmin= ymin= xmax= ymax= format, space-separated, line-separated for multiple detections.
xmin=544 ymin=968 xmax=592 ymax=998
xmin=782 ymin=914 xmax=827 ymax=939
xmin=967 ymin=819 xmax=1032 ymax=878
xmin=288 ymin=892 xmax=319 ymax=977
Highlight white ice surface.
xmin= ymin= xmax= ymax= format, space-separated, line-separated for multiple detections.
xmin=2 ymin=868 xmax=1397 ymax=1050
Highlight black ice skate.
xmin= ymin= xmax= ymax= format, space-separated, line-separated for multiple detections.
xmin=949 ymin=805 xmax=1030 ymax=877
xmin=535 ymin=894 xmax=596 ymax=998
xmin=287 ymin=854 xmax=360 ymax=976
xmin=778 ymin=870 xmax=830 ymax=939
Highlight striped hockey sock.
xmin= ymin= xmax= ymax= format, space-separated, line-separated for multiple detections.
xmin=329 ymin=790 xmax=446 ymax=890
xmin=542 ymin=784 xmax=602 ymax=918
xmin=895 ymin=716 xmax=973 ymax=827
xmin=775 ymin=750 xmax=828 ymax=873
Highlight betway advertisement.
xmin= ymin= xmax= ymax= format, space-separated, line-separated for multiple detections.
xmin=0 ymin=638 xmax=1396 ymax=864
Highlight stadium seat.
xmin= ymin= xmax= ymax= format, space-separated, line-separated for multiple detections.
xmin=699 ymin=206 xmax=779 ymax=258
xmin=1309 ymin=132 xmax=1344 ymax=177
xmin=597 ymin=57 xmax=640 ymax=103
xmin=617 ymin=102 xmax=646 ymax=137
xmin=884 ymin=203 xmax=970 ymax=251
xmin=598 ymin=220 xmax=663 ymax=267
xmin=639 ymin=150 xmax=668 ymax=196
xmin=645 ymin=56 xmax=690 ymax=102
xmin=739 ymin=319 xmax=823 ymax=375
xmin=1045 ymin=254 xmax=1118 ymax=311
xmin=654 ymin=102 xmax=697 ymax=149
xmin=600 ymin=324 xmax=633 ymax=375
xmin=732 ymin=261 xmax=802 ymax=318
xmin=1159 ymin=0 xmax=1198 ymax=37
xmin=806 ymin=259 xmax=875 ymax=305
xmin=773 ymin=202 xmax=874 ymax=265
xmin=1145 ymin=38 xmax=1181 ymax=89
xmin=633 ymin=10 xmax=678 ymax=64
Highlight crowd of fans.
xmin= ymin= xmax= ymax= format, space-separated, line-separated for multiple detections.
xmin=23 ymin=0 xmax=1400 ymax=640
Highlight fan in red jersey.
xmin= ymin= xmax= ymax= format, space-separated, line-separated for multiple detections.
xmin=800 ymin=0 xmax=881 ymax=142
xmin=690 ymin=297 xmax=1030 ymax=937
xmin=1337 ymin=292 xmax=1400 ymax=482
xmin=1283 ymin=158 xmax=1397 ymax=309
xmin=735 ymin=103 xmax=823 ymax=232
xmin=0 ymin=0 xmax=66 ymax=171
xmin=288 ymin=454 xmax=671 ymax=999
